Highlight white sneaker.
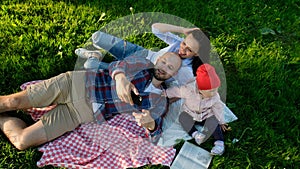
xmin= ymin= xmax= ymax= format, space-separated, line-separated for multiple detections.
xmin=192 ymin=131 xmax=206 ymax=145
xmin=210 ymin=140 xmax=225 ymax=156
xmin=75 ymin=48 xmax=103 ymax=60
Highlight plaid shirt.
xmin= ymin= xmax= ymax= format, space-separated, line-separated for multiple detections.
xmin=85 ymin=54 xmax=168 ymax=140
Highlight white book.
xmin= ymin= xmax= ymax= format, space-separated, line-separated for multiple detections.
xmin=171 ymin=141 xmax=213 ymax=169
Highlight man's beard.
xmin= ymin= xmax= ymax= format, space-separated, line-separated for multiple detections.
xmin=153 ymin=68 xmax=171 ymax=81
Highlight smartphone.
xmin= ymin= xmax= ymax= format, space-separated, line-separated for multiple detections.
xmin=131 ymin=91 xmax=143 ymax=106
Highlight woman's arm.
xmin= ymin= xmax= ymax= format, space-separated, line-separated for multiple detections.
xmin=151 ymin=23 xmax=183 ymax=45
xmin=152 ymin=23 xmax=200 ymax=35
xmin=152 ymin=23 xmax=185 ymax=34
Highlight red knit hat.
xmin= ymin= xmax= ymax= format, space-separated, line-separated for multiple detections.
xmin=196 ymin=64 xmax=221 ymax=90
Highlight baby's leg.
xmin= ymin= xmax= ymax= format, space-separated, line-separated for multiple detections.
xmin=204 ymin=117 xmax=225 ymax=155
xmin=179 ymin=112 xmax=207 ymax=144
xmin=211 ymin=124 xmax=224 ymax=141
xmin=178 ymin=111 xmax=197 ymax=135
xmin=201 ymin=116 xmax=219 ymax=138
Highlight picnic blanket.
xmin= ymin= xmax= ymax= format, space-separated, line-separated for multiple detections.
xmin=21 ymin=81 xmax=176 ymax=169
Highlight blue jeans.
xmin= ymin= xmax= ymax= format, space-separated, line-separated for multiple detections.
xmin=85 ymin=31 xmax=146 ymax=70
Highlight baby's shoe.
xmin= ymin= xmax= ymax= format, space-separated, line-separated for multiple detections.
xmin=210 ymin=140 xmax=225 ymax=155
xmin=75 ymin=48 xmax=103 ymax=60
xmin=192 ymin=131 xmax=206 ymax=145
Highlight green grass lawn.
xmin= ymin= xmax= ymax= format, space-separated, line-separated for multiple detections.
xmin=0 ymin=0 xmax=299 ymax=168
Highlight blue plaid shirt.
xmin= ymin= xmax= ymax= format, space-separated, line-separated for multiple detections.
xmin=85 ymin=54 xmax=168 ymax=139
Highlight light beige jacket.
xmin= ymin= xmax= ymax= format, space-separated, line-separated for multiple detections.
xmin=165 ymin=79 xmax=225 ymax=124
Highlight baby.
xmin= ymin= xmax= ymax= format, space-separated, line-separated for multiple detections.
xmin=164 ymin=63 xmax=229 ymax=155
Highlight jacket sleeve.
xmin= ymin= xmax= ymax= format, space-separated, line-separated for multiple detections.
xmin=211 ymin=101 xmax=226 ymax=124
xmin=165 ymin=83 xmax=191 ymax=99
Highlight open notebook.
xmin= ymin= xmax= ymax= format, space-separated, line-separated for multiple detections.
xmin=171 ymin=141 xmax=213 ymax=169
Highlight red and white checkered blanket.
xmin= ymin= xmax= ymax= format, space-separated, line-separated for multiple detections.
xmin=21 ymin=81 xmax=176 ymax=169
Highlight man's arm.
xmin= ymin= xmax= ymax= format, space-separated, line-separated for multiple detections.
xmin=130 ymin=92 xmax=167 ymax=142
xmin=133 ymin=109 xmax=155 ymax=130
xmin=108 ymin=51 xmax=152 ymax=78
xmin=114 ymin=73 xmax=138 ymax=105
xmin=134 ymin=91 xmax=168 ymax=142
xmin=108 ymin=54 xmax=153 ymax=105
xmin=133 ymin=109 xmax=164 ymax=144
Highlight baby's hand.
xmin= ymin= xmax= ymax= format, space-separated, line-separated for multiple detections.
xmin=161 ymin=90 xmax=167 ymax=97
xmin=221 ymin=123 xmax=231 ymax=132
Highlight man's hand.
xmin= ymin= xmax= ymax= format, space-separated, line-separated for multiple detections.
xmin=132 ymin=109 xmax=155 ymax=131
xmin=114 ymin=73 xmax=139 ymax=105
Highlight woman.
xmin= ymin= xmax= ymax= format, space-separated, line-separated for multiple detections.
xmin=75 ymin=23 xmax=211 ymax=85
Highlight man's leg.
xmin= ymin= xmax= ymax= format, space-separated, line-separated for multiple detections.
xmin=0 ymin=115 xmax=47 ymax=150
xmin=1 ymin=72 xmax=71 ymax=114
xmin=0 ymin=103 xmax=83 ymax=150
xmin=0 ymin=90 xmax=32 ymax=113
xmin=0 ymin=72 xmax=74 ymax=150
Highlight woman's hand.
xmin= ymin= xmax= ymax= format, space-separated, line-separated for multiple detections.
xmin=152 ymin=23 xmax=200 ymax=36
xmin=183 ymin=27 xmax=201 ymax=35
